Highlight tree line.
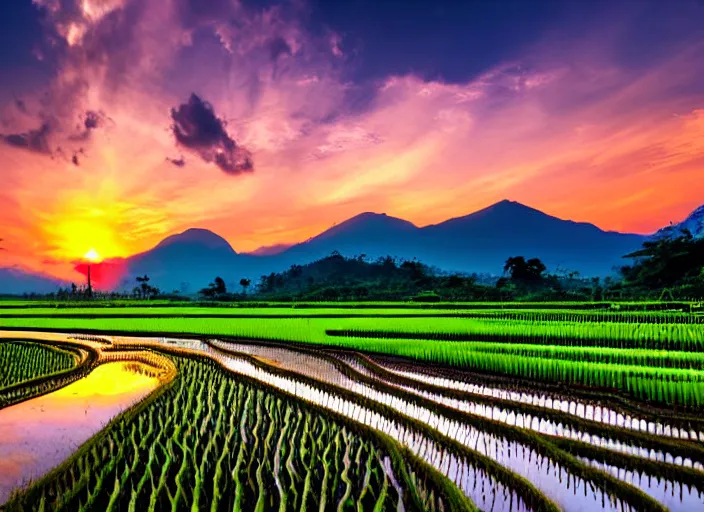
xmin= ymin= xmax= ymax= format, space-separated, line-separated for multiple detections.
xmin=21 ymin=230 xmax=704 ymax=302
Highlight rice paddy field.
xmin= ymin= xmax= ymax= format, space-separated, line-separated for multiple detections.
xmin=1 ymin=300 xmax=703 ymax=511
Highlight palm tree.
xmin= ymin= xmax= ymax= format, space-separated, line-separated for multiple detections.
xmin=503 ymin=256 xmax=527 ymax=278
xmin=136 ymin=275 xmax=151 ymax=299
xmin=239 ymin=278 xmax=251 ymax=296
xmin=213 ymin=277 xmax=227 ymax=295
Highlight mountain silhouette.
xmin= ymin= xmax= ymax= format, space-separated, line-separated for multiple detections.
xmin=112 ymin=200 xmax=645 ymax=293
xmin=154 ymin=228 xmax=237 ymax=253
xmin=121 ymin=228 xmax=244 ymax=294
xmin=277 ymin=212 xmax=419 ymax=263
xmin=416 ymin=200 xmax=645 ymax=276
xmin=2 ymin=200 xmax=651 ymax=294
xmin=247 ymin=243 xmax=294 ymax=256
xmin=0 ymin=267 xmax=66 ymax=295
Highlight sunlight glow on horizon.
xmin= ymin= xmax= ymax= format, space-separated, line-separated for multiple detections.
xmin=1 ymin=0 xmax=703 ymax=282
xmin=84 ymin=248 xmax=101 ymax=262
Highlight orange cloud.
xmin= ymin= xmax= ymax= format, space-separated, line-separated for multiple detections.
xmin=0 ymin=0 xmax=703 ymax=283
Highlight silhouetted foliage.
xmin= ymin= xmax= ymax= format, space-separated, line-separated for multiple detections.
xmin=199 ymin=276 xmax=230 ymax=299
xmin=503 ymin=256 xmax=547 ymax=283
xmin=213 ymin=277 xmax=227 ymax=295
xmin=254 ymin=252 xmax=501 ymax=301
xmin=135 ymin=275 xmax=159 ymax=299
xmin=615 ymin=230 xmax=704 ymax=298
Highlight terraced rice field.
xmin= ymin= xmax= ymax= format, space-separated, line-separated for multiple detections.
xmin=0 ymin=301 xmax=703 ymax=511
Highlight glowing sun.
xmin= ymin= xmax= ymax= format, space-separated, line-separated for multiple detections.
xmin=84 ymin=248 xmax=101 ymax=262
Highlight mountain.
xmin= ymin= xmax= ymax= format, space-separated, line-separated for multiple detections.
xmin=272 ymin=200 xmax=645 ymax=277
xmin=274 ymin=212 xmax=420 ymax=263
xmin=247 ymin=243 xmax=294 ymax=256
xmin=654 ymin=204 xmax=704 ymax=239
xmin=154 ymin=228 xmax=237 ymax=252
xmin=0 ymin=267 xmax=65 ymax=295
xmin=100 ymin=200 xmax=648 ymax=294
xmin=118 ymin=228 xmax=249 ymax=294
xmin=416 ymin=200 xmax=646 ymax=276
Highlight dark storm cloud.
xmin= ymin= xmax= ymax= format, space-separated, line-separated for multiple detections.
xmin=1 ymin=123 xmax=52 ymax=154
xmin=69 ymin=110 xmax=109 ymax=142
xmin=84 ymin=110 xmax=102 ymax=130
xmin=268 ymin=36 xmax=292 ymax=62
xmin=170 ymin=94 xmax=253 ymax=175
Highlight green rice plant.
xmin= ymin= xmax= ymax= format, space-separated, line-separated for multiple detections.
xmin=0 ymin=341 xmax=77 ymax=389
xmin=5 ymin=355 xmax=468 ymax=512
xmin=1 ymin=306 xmax=700 ymax=326
xmin=0 ymin=340 xmax=97 ymax=409
xmin=5 ymin=313 xmax=704 ymax=407
xmin=4 ymin=314 xmax=704 ymax=351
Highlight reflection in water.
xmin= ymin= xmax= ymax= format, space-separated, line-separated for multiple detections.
xmin=342 ymin=356 xmax=703 ymax=471
xmin=113 ymin=336 xmax=527 ymax=512
xmin=375 ymin=359 xmax=704 ymax=442
xmin=0 ymin=362 xmax=159 ymax=505
xmin=1 ymin=331 xmax=700 ymax=512
xmin=579 ymin=458 xmax=704 ymax=512
xmin=176 ymin=338 xmax=628 ymax=512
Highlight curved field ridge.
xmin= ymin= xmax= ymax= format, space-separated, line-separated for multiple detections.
xmin=5 ymin=331 xmax=698 ymax=511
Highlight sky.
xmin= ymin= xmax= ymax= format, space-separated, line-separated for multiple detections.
xmin=0 ymin=0 xmax=703 ymax=281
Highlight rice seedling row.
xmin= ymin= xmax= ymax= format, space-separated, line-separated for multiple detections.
xmin=109 ymin=336 xmax=549 ymax=512
xmin=5 ymin=314 xmax=704 ymax=408
xmin=3 ymin=297 xmax=703 ymax=511
xmin=4 ymin=354 xmax=470 ymax=512
xmin=342 ymin=352 xmax=704 ymax=477
xmin=1 ymin=307 xmax=701 ymax=324
xmin=367 ymin=355 xmax=704 ymax=439
xmin=0 ymin=341 xmax=77 ymax=389
xmin=152 ymin=337 xmax=662 ymax=511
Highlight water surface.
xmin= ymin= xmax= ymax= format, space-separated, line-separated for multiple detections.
xmin=0 ymin=362 xmax=159 ymax=504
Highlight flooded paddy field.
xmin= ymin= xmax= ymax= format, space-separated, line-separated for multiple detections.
xmin=0 ymin=361 xmax=162 ymax=504
xmin=1 ymin=302 xmax=703 ymax=511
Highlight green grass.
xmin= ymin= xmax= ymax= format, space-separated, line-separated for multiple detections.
xmin=0 ymin=307 xmax=700 ymax=325
xmin=0 ymin=307 xmax=473 ymax=317
xmin=0 ymin=299 xmax=700 ymax=310
xmin=4 ymin=314 xmax=704 ymax=407
xmin=3 ymin=300 xmax=704 ymax=408
xmin=3 ymin=314 xmax=703 ymax=348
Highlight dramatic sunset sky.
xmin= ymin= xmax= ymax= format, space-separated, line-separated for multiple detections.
xmin=0 ymin=0 xmax=703 ymax=280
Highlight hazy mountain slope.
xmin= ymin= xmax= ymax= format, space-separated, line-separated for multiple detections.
xmin=105 ymin=201 xmax=649 ymax=294
xmin=121 ymin=228 xmax=249 ymax=294
xmin=247 ymin=243 xmax=294 ymax=256
xmin=416 ymin=200 xmax=645 ymax=276
xmin=0 ymin=267 xmax=65 ymax=295
xmin=272 ymin=200 xmax=645 ymax=277
xmin=273 ymin=212 xmax=420 ymax=263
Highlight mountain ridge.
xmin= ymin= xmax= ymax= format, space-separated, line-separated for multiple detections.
xmin=1 ymin=199 xmax=667 ymax=294
xmin=109 ymin=199 xmax=648 ymax=293
xmin=153 ymin=228 xmax=237 ymax=253
xmin=0 ymin=267 xmax=67 ymax=295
